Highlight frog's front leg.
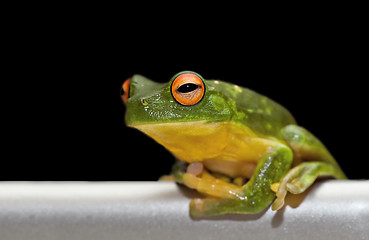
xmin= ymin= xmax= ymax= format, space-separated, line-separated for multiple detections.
xmin=188 ymin=144 xmax=293 ymax=217
xmin=271 ymin=125 xmax=347 ymax=210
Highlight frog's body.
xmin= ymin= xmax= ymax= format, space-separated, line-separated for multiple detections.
xmin=122 ymin=71 xmax=346 ymax=216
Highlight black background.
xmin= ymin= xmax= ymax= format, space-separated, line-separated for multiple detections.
xmin=5 ymin=12 xmax=367 ymax=180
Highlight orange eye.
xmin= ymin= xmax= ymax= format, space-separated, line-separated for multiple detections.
xmin=121 ymin=78 xmax=130 ymax=104
xmin=171 ymin=73 xmax=205 ymax=106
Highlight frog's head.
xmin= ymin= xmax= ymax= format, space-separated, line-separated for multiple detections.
xmin=121 ymin=71 xmax=234 ymax=161
xmin=121 ymin=71 xmax=233 ymax=126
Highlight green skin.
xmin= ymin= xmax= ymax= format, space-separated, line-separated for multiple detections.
xmin=124 ymin=71 xmax=347 ymax=217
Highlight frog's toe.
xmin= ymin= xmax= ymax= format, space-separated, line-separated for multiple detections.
xmin=270 ymin=182 xmax=280 ymax=193
xmin=271 ymin=182 xmax=302 ymax=210
xmin=287 ymin=182 xmax=303 ymax=194
xmin=271 ymin=181 xmax=288 ymax=211
xmin=271 ymin=197 xmax=285 ymax=211
xmin=158 ymin=175 xmax=175 ymax=181
xmin=190 ymin=198 xmax=240 ymax=217
xmin=189 ymin=198 xmax=206 ymax=217
xmin=190 ymin=198 xmax=228 ymax=217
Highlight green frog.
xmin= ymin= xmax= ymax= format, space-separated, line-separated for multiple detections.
xmin=121 ymin=71 xmax=346 ymax=217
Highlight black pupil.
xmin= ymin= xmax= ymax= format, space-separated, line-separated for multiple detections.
xmin=177 ymin=83 xmax=198 ymax=93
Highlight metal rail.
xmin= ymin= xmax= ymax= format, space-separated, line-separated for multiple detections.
xmin=0 ymin=180 xmax=368 ymax=240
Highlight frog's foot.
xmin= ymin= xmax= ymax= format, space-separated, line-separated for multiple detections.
xmin=271 ymin=163 xmax=315 ymax=211
xmin=183 ymin=167 xmax=251 ymax=217
xmin=182 ymin=171 xmax=244 ymax=199
xmin=271 ymin=162 xmax=347 ymax=210
xmin=270 ymin=181 xmax=300 ymax=211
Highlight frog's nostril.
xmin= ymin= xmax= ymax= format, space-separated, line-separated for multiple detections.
xmin=121 ymin=78 xmax=131 ymax=104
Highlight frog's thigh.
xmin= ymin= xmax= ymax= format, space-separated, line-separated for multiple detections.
xmin=281 ymin=125 xmax=346 ymax=170
xmin=190 ymin=145 xmax=293 ymax=217
xmin=280 ymin=124 xmax=346 ymax=177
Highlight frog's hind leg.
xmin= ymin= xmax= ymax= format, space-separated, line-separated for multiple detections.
xmin=189 ymin=145 xmax=293 ymax=217
xmin=271 ymin=125 xmax=347 ymax=210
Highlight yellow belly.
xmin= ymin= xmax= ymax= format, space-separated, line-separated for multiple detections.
xmin=131 ymin=121 xmax=281 ymax=178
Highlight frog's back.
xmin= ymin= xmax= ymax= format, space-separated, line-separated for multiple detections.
xmin=208 ymin=80 xmax=296 ymax=139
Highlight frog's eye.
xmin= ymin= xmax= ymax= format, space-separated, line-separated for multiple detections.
xmin=171 ymin=73 xmax=205 ymax=106
xmin=121 ymin=78 xmax=130 ymax=104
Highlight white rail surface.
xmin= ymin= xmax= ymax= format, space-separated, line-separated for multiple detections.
xmin=0 ymin=180 xmax=368 ymax=240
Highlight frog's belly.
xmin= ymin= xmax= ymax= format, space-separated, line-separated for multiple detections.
xmin=202 ymin=136 xmax=276 ymax=178
xmin=132 ymin=121 xmax=279 ymax=178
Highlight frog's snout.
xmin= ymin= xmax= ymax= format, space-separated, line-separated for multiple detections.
xmin=121 ymin=78 xmax=131 ymax=104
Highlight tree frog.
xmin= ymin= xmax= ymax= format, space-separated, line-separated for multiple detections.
xmin=121 ymin=71 xmax=346 ymax=217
